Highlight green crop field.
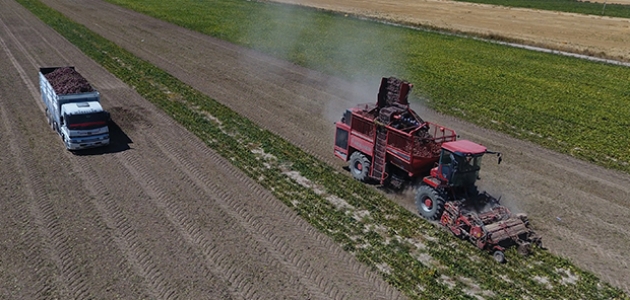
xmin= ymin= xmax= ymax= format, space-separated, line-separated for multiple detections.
xmin=103 ymin=0 xmax=630 ymax=175
xmin=452 ymin=0 xmax=630 ymax=18
xmin=16 ymin=0 xmax=629 ymax=298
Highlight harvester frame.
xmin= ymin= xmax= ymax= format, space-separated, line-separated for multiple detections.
xmin=334 ymin=77 xmax=542 ymax=262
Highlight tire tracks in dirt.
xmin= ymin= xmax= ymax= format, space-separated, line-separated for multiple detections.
xmin=0 ymin=66 xmax=60 ymax=299
xmin=0 ymin=21 xmax=96 ymax=300
xmin=144 ymin=128 xmax=401 ymax=299
xmin=66 ymin=155 xmax=182 ymax=300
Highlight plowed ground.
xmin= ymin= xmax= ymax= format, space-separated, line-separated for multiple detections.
xmin=2 ymin=0 xmax=630 ymax=296
xmin=0 ymin=1 xmax=404 ymax=299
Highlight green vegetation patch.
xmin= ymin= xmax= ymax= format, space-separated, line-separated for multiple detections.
xmin=451 ymin=0 xmax=630 ymax=19
xmin=104 ymin=0 xmax=630 ymax=175
xmin=17 ymin=0 xmax=628 ymax=298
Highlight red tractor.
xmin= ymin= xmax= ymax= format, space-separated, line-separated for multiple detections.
xmin=334 ymin=77 xmax=541 ymax=262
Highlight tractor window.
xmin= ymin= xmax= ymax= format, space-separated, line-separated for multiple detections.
xmin=450 ymin=155 xmax=482 ymax=187
xmin=341 ymin=110 xmax=352 ymax=125
xmin=335 ymin=128 xmax=349 ymax=149
xmin=438 ymin=150 xmax=454 ymax=180
xmin=455 ymin=155 xmax=482 ymax=173
xmin=439 ymin=150 xmax=452 ymax=165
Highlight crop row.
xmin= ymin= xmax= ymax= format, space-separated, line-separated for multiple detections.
xmin=17 ymin=0 xmax=628 ymax=299
xmin=104 ymin=0 xmax=630 ymax=176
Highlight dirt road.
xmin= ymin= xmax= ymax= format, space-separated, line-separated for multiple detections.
xmin=0 ymin=1 xmax=404 ymax=298
xmin=274 ymin=0 xmax=630 ymax=61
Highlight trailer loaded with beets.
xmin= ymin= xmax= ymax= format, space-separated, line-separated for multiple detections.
xmin=39 ymin=66 xmax=110 ymax=150
xmin=333 ymin=77 xmax=541 ymax=262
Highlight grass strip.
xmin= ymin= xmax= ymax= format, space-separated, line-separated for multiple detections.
xmin=17 ymin=0 xmax=628 ymax=299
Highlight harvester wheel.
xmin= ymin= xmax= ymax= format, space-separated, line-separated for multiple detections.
xmin=349 ymin=152 xmax=370 ymax=182
xmin=415 ymin=185 xmax=445 ymax=221
xmin=493 ymin=251 xmax=506 ymax=263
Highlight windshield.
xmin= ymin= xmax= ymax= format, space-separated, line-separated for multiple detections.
xmin=439 ymin=150 xmax=483 ymax=187
xmin=66 ymin=112 xmax=108 ymax=130
xmin=451 ymin=154 xmax=482 ymax=187
xmin=454 ymin=155 xmax=482 ymax=173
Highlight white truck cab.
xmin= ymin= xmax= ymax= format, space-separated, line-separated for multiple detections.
xmin=40 ymin=66 xmax=111 ymax=151
xmin=59 ymin=101 xmax=110 ymax=150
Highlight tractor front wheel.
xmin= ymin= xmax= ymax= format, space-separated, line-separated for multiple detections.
xmin=493 ymin=250 xmax=506 ymax=263
xmin=349 ymin=152 xmax=370 ymax=182
xmin=415 ymin=185 xmax=445 ymax=221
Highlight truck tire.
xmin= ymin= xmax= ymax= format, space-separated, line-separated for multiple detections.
xmin=46 ymin=109 xmax=53 ymax=130
xmin=349 ymin=152 xmax=370 ymax=182
xmin=415 ymin=185 xmax=445 ymax=220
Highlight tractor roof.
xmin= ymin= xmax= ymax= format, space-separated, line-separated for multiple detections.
xmin=443 ymin=140 xmax=487 ymax=156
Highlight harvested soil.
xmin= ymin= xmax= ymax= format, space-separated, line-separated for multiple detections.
xmin=8 ymin=0 xmax=630 ymax=299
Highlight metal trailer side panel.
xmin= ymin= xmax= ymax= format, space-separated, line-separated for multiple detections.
xmin=39 ymin=71 xmax=60 ymax=124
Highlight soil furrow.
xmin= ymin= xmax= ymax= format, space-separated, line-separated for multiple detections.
xmin=156 ymin=162 xmax=335 ymax=298
xmin=0 ymin=67 xmax=56 ymax=300
xmin=117 ymin=133 xmax=316 ymax=299
xmin=106 ymin=149 xmax=242 ymax=300
xmin=66 ymin=154 xmax=174 ymax=300
xmin=0 ymin=27 xmax=94 ymax=300
xmin=145 ymin=127 xmax=402 ymax=299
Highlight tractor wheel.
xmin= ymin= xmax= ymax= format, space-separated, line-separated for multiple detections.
xmin=349 ymin=152 xmax=370 ymax=182
xmin=493 ymin=250 xmax=506 ymax=263
xmin=415 ymin=185 xmax=446 ymax=221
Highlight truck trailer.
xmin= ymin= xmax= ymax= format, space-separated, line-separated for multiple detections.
xmin=39 ymin=67 xmax=110 ymax=150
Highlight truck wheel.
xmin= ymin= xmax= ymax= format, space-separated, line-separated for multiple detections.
xmin=493 ymin=250 xmax=506 ymax=263
xmin=349 ymin=152 xmax=370 ymax=182
xmin=415 ymin=185 xmax=445 ymax=220
xmin=46 ymin=109 xmax=53 ymax=130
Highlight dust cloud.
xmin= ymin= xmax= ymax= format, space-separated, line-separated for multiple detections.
xmin=237 ymin=2 xmax=420 ymax=125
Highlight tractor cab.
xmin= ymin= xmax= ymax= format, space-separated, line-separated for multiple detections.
xmin=430 ymin=140 xmax=499 ymax=188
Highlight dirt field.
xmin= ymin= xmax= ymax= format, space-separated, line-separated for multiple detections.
xmin=0 ymin=1 xmax=405 ymax=298
xmin=273 ymin=0 xmax=630 ymax=61
xmin=3 ymin=0 xmax=630 ymax=296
